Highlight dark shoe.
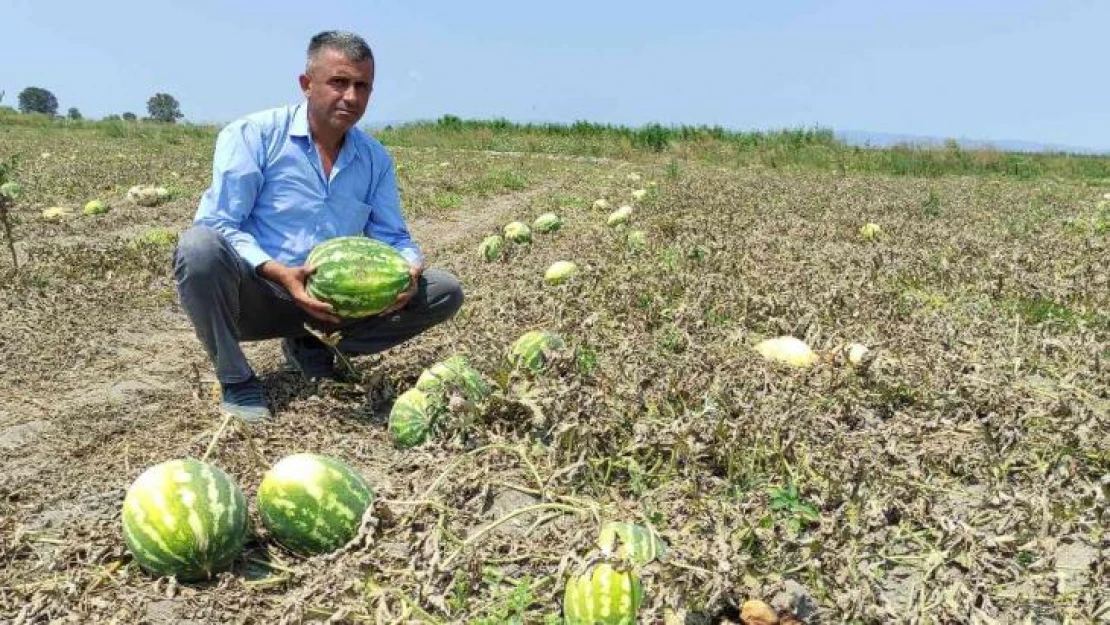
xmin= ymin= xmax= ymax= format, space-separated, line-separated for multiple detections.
xmin=220 ymin=376 xmax=272 ymax=423
xmin=282 ymin=336 xmax=337 ymax=380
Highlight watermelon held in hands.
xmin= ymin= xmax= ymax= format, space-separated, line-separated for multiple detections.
xmin=121 ymin=458 xmax=248 ymax=582
xmin=305 ymin=236 xmax=412 ymax=318
xmin=509 ymin=330 xmax=565 ymax=372
xmin=389 ymin=387 xmax=435 ymax=448
xmin=256 ymin=453 xmax=374 ymax=556
xmin=563 ymin=561 xmax=644 ymax=625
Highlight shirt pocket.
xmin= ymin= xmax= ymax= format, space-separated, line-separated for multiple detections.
xmin=324 ymin=194 xmax=374 ymax=238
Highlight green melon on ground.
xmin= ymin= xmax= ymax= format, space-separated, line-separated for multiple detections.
xmin=121 ymin=458 xmax=248 ymax=582
xmin=478 ymin=235 xmax=504 ymax=261
xmin=509 ymin=330 xmax=565 ymax=372
xmin=504 ymin=221 xmax=532 ymax=244
xmin=256 ymin=453 xmax=374 ymax=556
xmin=597 ymin=521 xmax=667 ymax=566
xmin=533 ymin=212 xmax=563 ymax=233
xmin=305 ymin=236 xmax=412 ymax=318
xmin=389 ymin=387 xmax=435 ymax=448
xmin=415 ymin=354 xmax=490 ymax=402
xmin=563 ymin=561 xmax=644 ymax=625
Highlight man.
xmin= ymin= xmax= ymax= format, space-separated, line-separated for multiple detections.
xmin=174 ymin=31 xmax=463 ymax=422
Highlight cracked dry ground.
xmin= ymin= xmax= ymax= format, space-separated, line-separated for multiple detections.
xmin=1 ymin=140 xmax=1108 ymax=623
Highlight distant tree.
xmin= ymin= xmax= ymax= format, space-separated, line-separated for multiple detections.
xmin=104 ymin=114 xmax=122 ymax=121
xmin=122 ymin=112 xmax=137 ymax=121
xmin=67 ymin=107 xmax=83 ymax=121
xmin=146 ymin=93 xmax=183 ymax=123
xmin=18 ymin=87 xmax=58 ymax=116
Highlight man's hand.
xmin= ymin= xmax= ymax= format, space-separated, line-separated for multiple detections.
xmin=381 ymin=262 xmax=423 ymax=316
xmin=257 ymin=261 xmax=341 ymax=325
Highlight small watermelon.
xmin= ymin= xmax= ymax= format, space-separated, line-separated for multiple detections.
xmin=563 ymin=561 xmax=644 ymax=625
xmin=607 ymin=206 xmax=633 ymax=227
xmin=533 ymin=212 xmax=563 ymax=233
xmin=305 ymin=236 xmax=412 ymax=318
xmin=509 ymin=330 xmax=565 ymax=372
xmin=754 ymin=336 xmax=818 ymax=368
xmin=121 ymin=459 xmax=248 ymax=581
xmin=544 ymin=261 xmax=578 ymax=285
xmin=388 ymin=387 xmax=434 ymax=448
xmin=504 ymin=221 xmax=532 ymax=244
xmin=479 ymin=235 xmax=504 ymax=262
xmin=597 ymin=521 xmax=667 ymax=566
xmin=415 ymin=354 xmax=490 ymax=402
xmin=256 ymin=453 xmax=374 ymax=556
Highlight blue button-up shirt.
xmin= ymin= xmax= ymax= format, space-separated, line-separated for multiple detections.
xmin=194 ymin=103 xmax=421 ymax=270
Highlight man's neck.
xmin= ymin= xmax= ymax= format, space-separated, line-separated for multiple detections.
xmin=308 ymin=120 xmax=346 ymax=156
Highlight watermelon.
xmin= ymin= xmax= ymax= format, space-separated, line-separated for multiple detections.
xmin=388 ymin=387 xmax=434 ymax=448
xmin=256 ymin=453 xmax=374 ymax=556
xmin=305 ymin=236 xmax=412 ymax=318
xmin=415 ymin=354 xmax=490 ymax=402
xmin=83 ymin=199 xmax=110 ymax=216
xmin=860 ymin=222 xmax=882 ymax=241
xmin=479 ymin=235 xmax=504 ymax=262
xmin=563 ymin=561 xmax=644 ymax=625
xmin=592 ymin=198 xmax=610 ymax=210
xmin=503 ymin=221 xmax=532 ymax=244
xmin=533 ymin=212 xmax=563 ymax=233
xmin=121 ymin=458 xmax=247 ymax=581
xmin=597 ymin=522 xmax=667 ymax=566
xmin=625 ymin=230 xmax=647 ymax=251
xmin=754 ymin=336 xmax=818 ymax=368
xmin=509 ymin=330 xmax=565 ymax=372
xmin=0 ymin=181 xmax=21 ymax=200
xmin=607 ymin=206 xmax=633 ymax=227
xmin=544 ymin=261 xmax=578 ymax=285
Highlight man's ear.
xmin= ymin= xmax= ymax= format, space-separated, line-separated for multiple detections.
xmin=298 ymin=73 xmax=311 ymax=96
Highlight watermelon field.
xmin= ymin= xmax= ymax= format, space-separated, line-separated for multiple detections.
xmin=1 ymin=117 xmax=1108 ymax=623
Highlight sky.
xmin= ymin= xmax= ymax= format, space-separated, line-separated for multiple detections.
xmin=2 ymin=0 xmax=1108 ymax=150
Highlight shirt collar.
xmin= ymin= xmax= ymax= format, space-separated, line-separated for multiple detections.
xmin=290 ymin=103 xmax=310 ymax=138
xmin=291 ymin=103 xmax=363 ymax=163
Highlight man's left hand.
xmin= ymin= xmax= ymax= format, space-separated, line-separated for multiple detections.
xmin=381 ymin=262 xmax=423 ymax=316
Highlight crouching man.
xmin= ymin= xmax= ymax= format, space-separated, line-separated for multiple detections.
xmin=173 ymin=30 xmax=462 ymax=422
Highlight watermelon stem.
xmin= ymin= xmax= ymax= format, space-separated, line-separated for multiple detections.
xmin=441 ymin=502 xmax=588 ymax=568
xmin=200 ymin=412 xmax=234 ymax=462
xmin=421 ymin=444 xmax=545 ymax=500
xmin=303 ymin=324 xmax=359 ymax=379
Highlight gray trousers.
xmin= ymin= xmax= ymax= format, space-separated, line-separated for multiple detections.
xmin=173 ymin=226 xmax=464 ymax=384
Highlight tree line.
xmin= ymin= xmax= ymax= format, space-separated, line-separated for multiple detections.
xmin=1 ymin=87 xmax=183 ymax=123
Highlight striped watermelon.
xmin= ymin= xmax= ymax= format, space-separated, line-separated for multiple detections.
xmin=479 ymin=235 xmax=504 ymax=262
xmin=388 ymin=387 xmax=435 ymax=448
xmin=544 ymin=261 xmax=578 ymax=285
xmin=415 ymin=354 xmax=490 ymax=402
xmin=121 ymin=459 xmax=247 ymax=581
xmin=607 ymin=206 xmax=633 ymax=227
xmin=256 ymin=453 xmax=374 ymax=556
xmin=533 ymin=212 xmax=563 ymax=233
xmin=305 ymin=236 xmax=412 ymax=318
xmin=509 ymin=330 xmax=565 ymax=372
xmin=598 ymin=522 xmax=667 ymax=566
xmin=503 ymin=221 xmax=532 ymax=244
xmin=563 ymin=561 xmax=644 ymax=625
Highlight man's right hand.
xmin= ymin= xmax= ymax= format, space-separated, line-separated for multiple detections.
xmin=257 ymin=261 xmax=341 ymax=325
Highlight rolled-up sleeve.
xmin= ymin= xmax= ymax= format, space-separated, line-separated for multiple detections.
xmin=364 ymin=152 xmax=423 ymax=267
xmin=194 ymin=121 xmax=271 ymax=269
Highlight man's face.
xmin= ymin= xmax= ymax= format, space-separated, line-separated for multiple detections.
xmin=299 ymin=48 xmax=374 ymax=137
